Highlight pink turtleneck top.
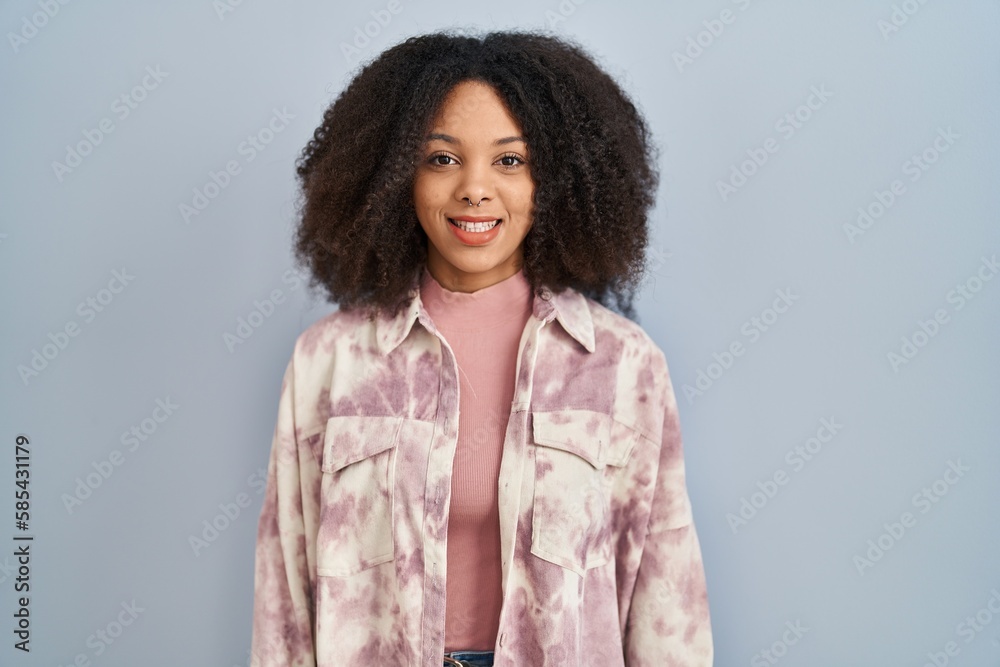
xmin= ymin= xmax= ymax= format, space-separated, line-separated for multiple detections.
xmin=418 ymin=264 xmax=535 ymax=652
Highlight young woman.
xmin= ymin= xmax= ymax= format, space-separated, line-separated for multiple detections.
xmin=250 ymin=29 xmax=713 ymax=667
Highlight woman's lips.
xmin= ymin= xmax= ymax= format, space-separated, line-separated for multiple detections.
xmin=448 ymin=217 xmax=501 ymax=231
xmin=450 ymin=215 xmax=499 ymax=222
xmin=446 ymin=215 xmax=503 ymax=244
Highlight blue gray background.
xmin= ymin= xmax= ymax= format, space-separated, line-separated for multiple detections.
xmin=2 ymin=1 xmax=998 ymax=665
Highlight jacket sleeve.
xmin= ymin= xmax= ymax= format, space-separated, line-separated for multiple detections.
xmin=623 ymin=357 xmax=713 ymax=666
xmin=250 ymin=355 xmax=317 ymax=667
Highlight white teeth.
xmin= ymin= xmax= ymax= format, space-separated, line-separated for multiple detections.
xmin=451 ymin=218 xmax=499 ymax=232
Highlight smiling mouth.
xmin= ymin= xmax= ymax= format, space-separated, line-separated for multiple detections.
xmin=448 ymin=218 xmax=502 ymax=232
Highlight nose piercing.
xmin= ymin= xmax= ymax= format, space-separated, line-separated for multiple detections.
xmin=466 ymin=198 xmax=483 ymax=207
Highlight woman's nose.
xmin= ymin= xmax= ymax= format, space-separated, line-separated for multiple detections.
xmin=455 ymin=161 xmax=494 ymax=206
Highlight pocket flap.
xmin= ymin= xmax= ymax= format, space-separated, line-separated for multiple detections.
xmin=531 ymin=409 xmax=638 ymax=468
xmin=322 ymin=415 xmax=403 ymax=473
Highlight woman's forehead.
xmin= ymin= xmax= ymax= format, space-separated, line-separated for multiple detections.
xmin=424 ymin=83 xmax=526 ymax=144
xmin=423 ymin=132 xmax=526 ymax=147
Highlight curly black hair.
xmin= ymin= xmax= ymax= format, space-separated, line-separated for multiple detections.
xmin=293 ymin=28 xmax=660 ymax=321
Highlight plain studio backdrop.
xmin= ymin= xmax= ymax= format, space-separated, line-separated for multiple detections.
xmin=1 ymin=1 xmax=998 ymax=665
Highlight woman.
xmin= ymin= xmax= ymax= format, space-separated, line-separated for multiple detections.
xmin=250 ymin=29 xmax=713 ymax=667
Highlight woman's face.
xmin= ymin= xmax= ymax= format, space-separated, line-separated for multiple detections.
xmin=412 ymin=80 xmax=535 ymax=293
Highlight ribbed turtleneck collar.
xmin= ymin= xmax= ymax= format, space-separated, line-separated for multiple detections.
xmin=419 ymin=264 xmax=534 ymax=333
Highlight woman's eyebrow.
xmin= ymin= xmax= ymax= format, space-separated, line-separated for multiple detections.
xmin=425 ymin=133 xmax=526 ymax=146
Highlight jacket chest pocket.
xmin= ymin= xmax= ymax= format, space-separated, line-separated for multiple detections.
xmin=317 ymin=415 xmax=404 ymax=577
xmin=529 ymin=409 xmax=639 ymax=576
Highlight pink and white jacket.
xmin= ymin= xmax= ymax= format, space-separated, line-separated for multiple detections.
xmin=250 ymin=274 xmax=714 ymax=666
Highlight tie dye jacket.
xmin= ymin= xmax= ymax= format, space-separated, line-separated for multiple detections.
xmin=250 ymin=276 xmax=714 ymax=666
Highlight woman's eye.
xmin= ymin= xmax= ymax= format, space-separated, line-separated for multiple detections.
xmin=426 ymin=153 xmax=526 ymax=169
xmin=498 ymin=154 xmax=526 ymax=169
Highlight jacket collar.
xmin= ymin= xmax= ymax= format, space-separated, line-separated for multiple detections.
xmin=375 ymin=271 xmax=596 ymax=356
